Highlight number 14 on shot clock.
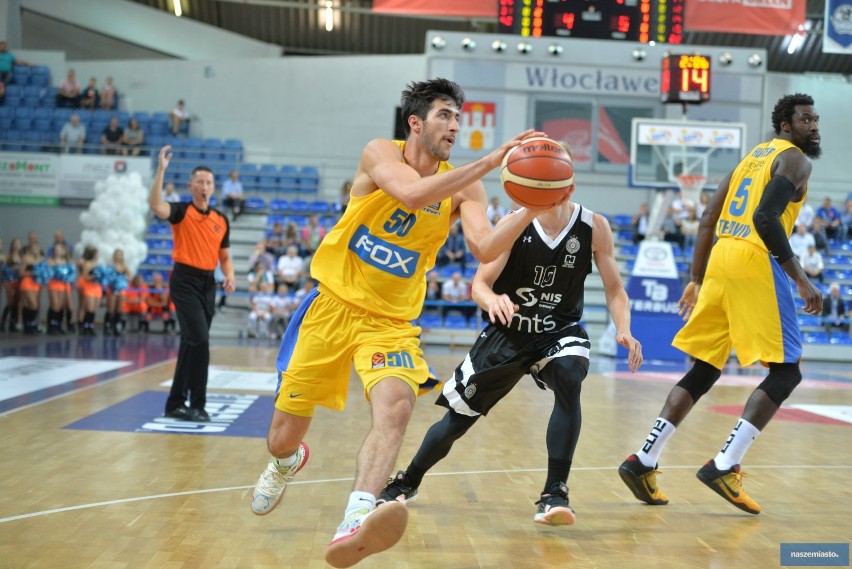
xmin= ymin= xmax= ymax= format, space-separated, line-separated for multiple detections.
xmin=660 ymin=53 xmax=711 ymax=104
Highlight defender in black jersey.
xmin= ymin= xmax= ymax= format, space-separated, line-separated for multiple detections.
xmin=379 ymin=196 xmax=643 ymax=525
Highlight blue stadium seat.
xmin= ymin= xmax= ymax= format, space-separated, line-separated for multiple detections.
xmin=418 ymin=314 xmax=443 ymax=328
xmin=269 ymin=199 xmax=289 ymax=212
xmin=613 ymin=214 xmax=633 ymax=227
xmin=14 ymin=107 xmax=33 ymax=119
xmin=201 ymin=138 xmax=223 ymax=161
xmin=23 ymin=85 xmax=41 ymax=99
xmin=290 ymin=200 xmax=309 ymax=212
xmin=12 ymin=117 xmax=32 ymax=131
xmin=33 ymin=119 xmax=51 ymax=132
xmin=3 ymin=84 xmax=23 ymax=103
xmin=40 ymin=87 xmax=57 ymax=107
xmin=444 ymin=314 xmax=469 ymax=329
xmin=0 ymin=118 xmax=11 ymax=131
xmin=245 ymin=197 xmax=267 ymax=211
xmin=11 ymin=65 xmax=30 ymax=83
xmin=309 ymin=200 xmax=330 ymax=213
xmin=52 ymin=108 xmax=73 ymax=123
xmin=223 ymin=138 xmax=243 ymax=161
xmin=2 ymin=131 xmax=24 ymax=151
xmin=33 ymin=107 xmax=52 ymax=120
xmin=0 ymin=107 xmax=11 ymax=119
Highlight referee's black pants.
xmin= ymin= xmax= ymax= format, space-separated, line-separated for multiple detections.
xmin=165 ymin=263 xmax=216 ymax=413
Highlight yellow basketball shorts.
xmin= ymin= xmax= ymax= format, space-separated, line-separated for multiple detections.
xmin=273 ymin=286 xmax=432 ymax=417
xmin=672 ymin=240 xmax=802 ymax=369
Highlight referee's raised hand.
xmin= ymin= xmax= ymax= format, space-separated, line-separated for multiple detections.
xmin=158 ymin=145 xmax=173 ymax=171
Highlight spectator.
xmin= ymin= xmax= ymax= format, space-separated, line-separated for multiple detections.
xmin=276 ymin=244 xmax=303 ymax=289
xmin=800 ymin=244 xmax=825 ymax=283
xmin=291 ymin=277 xmax=316 ymax=308
xmin=247 ymin=259 xmax=275 ymax=295
xmin=339 ymin=179 xmax=353 ymax=214
xmin=661 ymin=207 xmax=684 ymax=250
xmin=696 ymin=192 xmax=710 ymax=219
xmin=669 ymin=188 xmax=696 ymax=222
xmin=101 ymin=116 xmax=124 ymax=155
xmin=121 ymin=118 xmax=145 ymax=156
xmin=169 ymin=99 xmax=189 ymax=135
xmin=270 ymin=283 xmax=293 ymax=340
xmin=631 ymin=203 xmax=650 ymax=244
xmin=680 ymin=207 xmax=700 ymax=251
xmin=280 ymin=222 xmax=301 ymax=257
xmin=265 ymin=221 xmax=285 ymax=257
xmin=247 ymin=280 xmax=276 ymax=339
xmin=436 ymin=221 xmax=467 ymax=273
xmin=841 ymin=198 xmax=852 ymax=241
xmin=162 ymin=182 xmax=181 ymax=203
xmin=425 ymin=270 xmax=441 ymax=302
xmin=145 ymin=272 xmax=176 ymax=334
xmin=78 ymin=77 xmax=98 ymax=110
xmin=99 ymin=76 xmax=117 ymax=110
xmin=796 ymin=200 xmax=816 ymax=232
xmin=486 ymin=196 xmax=508 ymax=224
xmin=222 ymin=170 xmax=246 ymax=221
xmin=789 ymin=224 xmax=816 ymax=259
xmin=247 ymin=240 xmax=276 ymax=274
xmin=822 ymin=282 xmax=849 ymax=336
xmin=0 ymin=40 xmax=30 ymax=86
xmin=123 ymin=274 xmax=149 ymax=332
xmin=814 ymin=196 xmax=843 ymax=243
xmin=59 ymin=114 xmax=86 ymax=154
xmin=300 ymin=214 xmax=326 ymax=258
xmin=441 ymin=270 xmax=473 ymax=319
xmin=56 ymin=69 xmax=80 ymax=108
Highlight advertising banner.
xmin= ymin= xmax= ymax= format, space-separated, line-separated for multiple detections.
xmin=685 ymin=0 xmax=805 ymax=36
xmin=373 ymin=0 xmax=495 ymax=18
xmin=0 ymin=152 xmax=151 ymax=207
xmin=823 ymin=0 xmax=852 ymax=54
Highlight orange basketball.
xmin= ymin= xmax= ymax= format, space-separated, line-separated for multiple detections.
xmin=500 ymin=137 xmax=574 ymax=208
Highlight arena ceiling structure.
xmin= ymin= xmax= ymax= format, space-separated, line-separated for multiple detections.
xmin=126 ymin=0 xmax=851 ymax=77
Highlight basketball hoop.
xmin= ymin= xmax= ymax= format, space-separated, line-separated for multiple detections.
xmin=675 ymin=173 xmax=707 ymax=209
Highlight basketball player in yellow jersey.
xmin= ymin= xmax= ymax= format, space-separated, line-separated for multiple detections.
xmin=250 ymin=78 xmax=560 ymax=568
xmin=618 ymin=93 xmax=823 ymax=515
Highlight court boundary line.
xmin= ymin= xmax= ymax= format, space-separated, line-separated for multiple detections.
xmin=2 ymin=464 xmax=849 ymax=525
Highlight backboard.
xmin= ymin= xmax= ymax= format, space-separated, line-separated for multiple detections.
xmin=629 ymin=118 xmax=747 ymax=191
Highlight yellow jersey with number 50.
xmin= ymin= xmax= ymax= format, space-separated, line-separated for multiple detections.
xmin=715 ymin=138 xmax=806 ymax=251
xmin=310 ymin=140 xmax=454 ymax=321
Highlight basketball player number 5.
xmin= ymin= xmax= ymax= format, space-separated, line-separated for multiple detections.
xmin=728 ymin=178 xmax=751 ymax=217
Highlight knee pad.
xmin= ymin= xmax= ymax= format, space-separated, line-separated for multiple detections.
xmin=757 ymin=363 xmax=802 ymax=406
xmin=675 ymin=359 xmax=721 ymax=402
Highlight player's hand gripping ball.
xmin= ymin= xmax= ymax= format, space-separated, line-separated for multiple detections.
xmin=500 ymin=137 xmax=574 ymax=208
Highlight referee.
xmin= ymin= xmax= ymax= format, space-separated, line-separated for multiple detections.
xmin=149 ymin=145 xmax=236 ymax=422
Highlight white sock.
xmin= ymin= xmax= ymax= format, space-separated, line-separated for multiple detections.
xmin=636 ymin=417 xmax=676 ymax=468
xmin=275 ymin=452 xmax=298 ymax=469
xmin=714 ymin=419 xmax=760 ymax=470
xmin=345 ymin=491 xmax=376 ymax=519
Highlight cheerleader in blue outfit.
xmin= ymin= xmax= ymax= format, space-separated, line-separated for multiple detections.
xmin=47 ymin=242 xmax=77 ymax=334
xmin=1 ymin=238 xmax=23 ymax=332
xmin=104 ymin=248 xmax=130 ymax=335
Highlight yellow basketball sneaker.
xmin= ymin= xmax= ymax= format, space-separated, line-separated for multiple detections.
xmin=696 ymin=460 xmax=761 ymax=515
xmin=618 ymin=454 xmax=669 ymax=505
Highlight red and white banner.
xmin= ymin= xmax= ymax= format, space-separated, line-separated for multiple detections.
xmin=372 ymin=0 xmax=496 ymax=18
xmin=685 ymin=0 xmax=805 ymax=35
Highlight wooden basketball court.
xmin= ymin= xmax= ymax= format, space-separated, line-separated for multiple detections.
xmin=0 ymin=334 xmax=849 ymax=568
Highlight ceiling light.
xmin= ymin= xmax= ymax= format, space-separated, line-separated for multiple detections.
xmin=461 ymin=38 xmax=476 ymax=51
xmin=631 ymin=48 xmax=646 ymax=61
xmin=548 ymin=44 xmax=563 ymax=56
xmin=718 ymin=52 xmax=733 ymax=66
xmin=517 ymin=42 xmax=532 ymax=54
xmin=748 ymin=53 xmax=763 ymax=67
xmin=491 ymin=40 xmax=507 ymax=53
xmin=173 ymin=0 xmax=182 ymax=17
xmin=431 ymin=36 xmax=447 ymax=50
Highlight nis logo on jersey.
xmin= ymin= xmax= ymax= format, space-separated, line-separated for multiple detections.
xmin=348 ymin=225 xmax=420 ymax=278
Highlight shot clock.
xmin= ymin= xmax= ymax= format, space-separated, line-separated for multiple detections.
xmin=660 ymin=53 xmax=711 ymax=104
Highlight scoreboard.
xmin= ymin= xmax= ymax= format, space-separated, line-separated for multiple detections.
xmin=660 ymin=53 xmax=711 ymax=104
xmin=497 ymin=0 xmax=684 ymax=44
